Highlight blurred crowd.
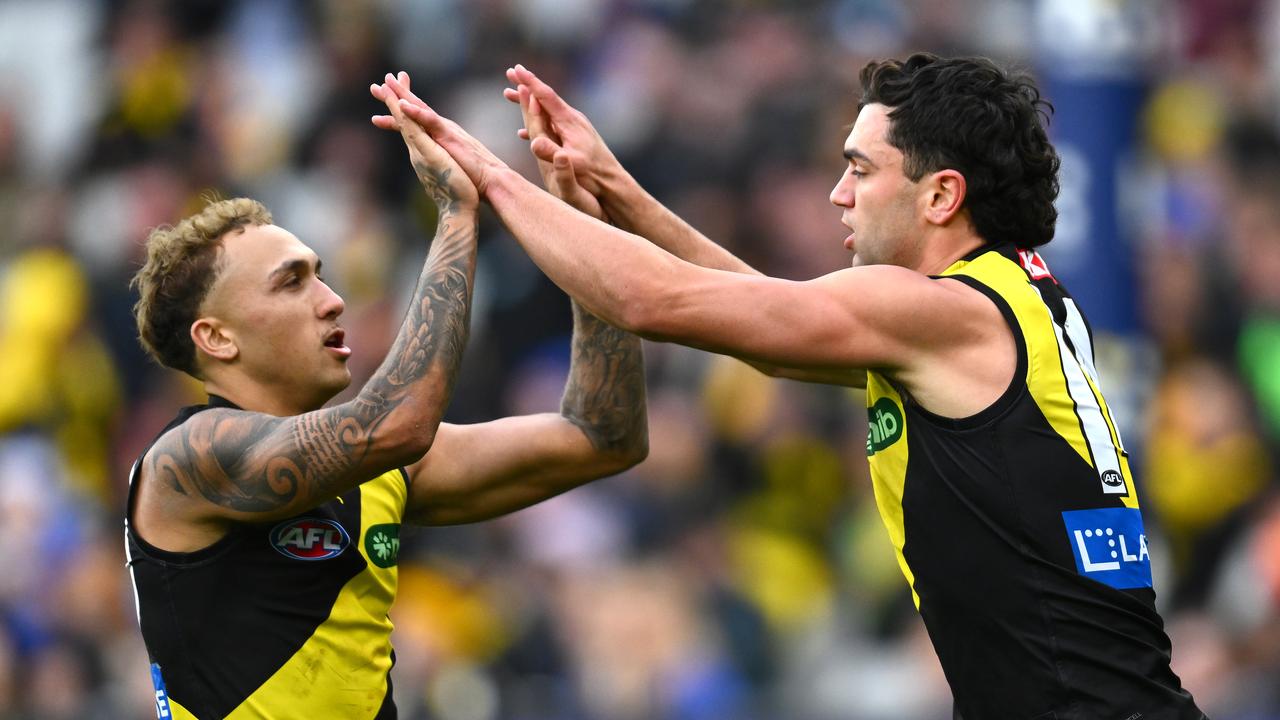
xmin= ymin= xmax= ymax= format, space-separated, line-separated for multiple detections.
xmin=2 ymin=0 xmax=1280 ymax=718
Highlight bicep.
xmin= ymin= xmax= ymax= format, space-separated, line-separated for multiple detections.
xmin=404 ymin=416 xmax=623 ymax=525
xmin=638 ymin=265 xmax=963 ymax=373
xmin=147 ymin=404 xmax=423 ymax=525
xmin=748 ymin=360 xmax=868 ymax=388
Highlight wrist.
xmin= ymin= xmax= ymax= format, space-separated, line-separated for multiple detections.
xmin=596 ymin=161 xmax=635 ymax=204
xmin=439 ymin=202 xmax=479 ymax=225
xmin=480 ymin=166 xmax=524 ymax=205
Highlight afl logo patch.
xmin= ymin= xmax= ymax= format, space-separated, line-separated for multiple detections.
xmin=1101 ymin=470 xmax=1124 ymax=488
xmin=270 ymin=518 xmax=350 ymax=561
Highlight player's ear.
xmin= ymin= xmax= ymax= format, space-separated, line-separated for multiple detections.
xmin=924 ymin=169 xmax=966 ymax=226
xmin=191 ymin=317 xmax=239 ymax=363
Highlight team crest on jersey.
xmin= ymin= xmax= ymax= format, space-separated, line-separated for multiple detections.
xmin=1017 ymin=248 xmax=1056 ymax=283
xmin=270 ymin=518 xmax=350 ymax=561
xmin=866 ymin=398 xmax=904 ymax=456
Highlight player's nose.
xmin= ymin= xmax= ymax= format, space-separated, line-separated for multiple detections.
xmin=318 ymin=283 xmax=345 ymax=319
xmin=830 ymin=169 xmax=854 ymax=208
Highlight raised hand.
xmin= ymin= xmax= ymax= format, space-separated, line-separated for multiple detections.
xmin=508 ymin=80 xmax=607 ymax=221
xmin=373 ymin=74 xmax=511 ymax=198
xmin=502 ymin=65 xmax=623 ymax=201
xmin=371 ymin=72 xmax=478 ymax=214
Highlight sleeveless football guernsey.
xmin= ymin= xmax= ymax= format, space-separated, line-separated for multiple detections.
xmin=865 ymin=244 xmax=1203 ymax=719
xmin=125 ymin=395 xmax=407 ymax=719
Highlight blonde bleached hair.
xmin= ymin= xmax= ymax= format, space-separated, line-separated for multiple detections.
xmin=131 ymin=197 xmax=273 ymax=377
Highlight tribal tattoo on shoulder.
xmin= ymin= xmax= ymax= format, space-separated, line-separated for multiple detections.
xmin=149 ymin=177 xmax=477 ymax=516
xmin=560 ymin=301 xmax=648 ymax=456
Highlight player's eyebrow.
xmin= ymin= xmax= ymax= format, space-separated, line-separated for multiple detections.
xmin=268 ymin=256 xmax=320 ymax=283
xmin=843 ymin=147 xmax=875 ymax=167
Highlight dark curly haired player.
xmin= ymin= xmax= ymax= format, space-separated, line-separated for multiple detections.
xmin=372 ymin=53 xmax=1207 ymax=718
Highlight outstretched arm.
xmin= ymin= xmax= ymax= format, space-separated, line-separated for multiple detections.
xmin=379 ymin=76 xmax=995 ymax=383
xmin=390 ymin=80 xmax=647 ymax=525
xmin=502 ymin=67 xmax=863 ymax=387
xmin=137 ymin=76 xmax=479 ymax=545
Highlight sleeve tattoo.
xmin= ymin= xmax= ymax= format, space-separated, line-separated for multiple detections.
xmin=149 ymin=167 xmax=477 ymax=515
xmin=560 ymin=301 xmax=648 ymax=456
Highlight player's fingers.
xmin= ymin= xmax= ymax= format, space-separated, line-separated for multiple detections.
xmin=517 ymin=128 xmax=529 ymax=140
xmin=379 ymin=78 xmax=407 ymax=123
xmin=398 ymin=71 xmax=409 ymax=90
xmin=503 ymin=87 xmax=519 ymax=103
xmin=386 ymin=74 xmax=429 ymax=110
xmin=513 ymin=64 xmax=573 ymax=118
xmin=371 ymin=115 xmax=396 ymax=130
xmin=506 ymin=67 xmax=518 ymax=84
xmin=400 ymin=99 xmax=445 ymax=134
xmin=522 ymin=87 xmax=549 ymax=140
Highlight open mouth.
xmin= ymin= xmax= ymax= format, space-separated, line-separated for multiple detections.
xmin=324 ymin=329 xmax=351 ymax=359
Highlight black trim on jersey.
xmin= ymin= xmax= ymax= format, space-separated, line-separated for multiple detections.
xmin=376 ymin=671 xmax=398 ymax=720
xmin=908 ymin=274 xmax=1029 ymax=431
xmin=206 ymin=393 xmax=241 ymax=410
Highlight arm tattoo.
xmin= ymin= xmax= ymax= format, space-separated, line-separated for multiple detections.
xmin=560 ymin=301 xmax=648 ymax=455
xmin=149 ymin=176 xmax=477 ymax=516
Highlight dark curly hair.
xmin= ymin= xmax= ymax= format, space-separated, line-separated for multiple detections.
xmin=860 ymin=53 xmax=1061 ymax=248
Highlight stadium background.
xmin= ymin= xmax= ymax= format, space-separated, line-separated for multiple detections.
xmin=1 ymin=0 xmax=1280 ymax=717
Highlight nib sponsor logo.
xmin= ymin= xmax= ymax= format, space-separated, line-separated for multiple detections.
xmin=270 ymin=518 xmax=350 ymax=561
xmin=866 ymin=398 xmax=904 ymax=456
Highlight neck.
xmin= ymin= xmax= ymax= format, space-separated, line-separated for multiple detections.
xmin=914 ymin=229 xmax=987 ymax=276
xmin=202 ymin=375 xmax=322 ymax=417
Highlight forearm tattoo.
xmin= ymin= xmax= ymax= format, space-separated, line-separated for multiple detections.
xmin=149 ymin=175 xmax=477 ymax=515
xmin=560 ymin=301 xmax=647 ymax=455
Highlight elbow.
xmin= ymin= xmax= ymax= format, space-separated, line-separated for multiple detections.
xmin=614 ymin=263 xmax=695 ymax=341
xmin=383 ymin=418 xmax=438 ymax=465
xmin=606 ymin=421 xmax=650 ymax=474
xmin=617 ymin=428 xmax=649 ymax=471
xmin=616 ymin=298 xmax=653 ymax=336
xmin=615 ymin=287 xmax=671 ymax=340
xmin=574 ymin=420 xmax=649 ymax=476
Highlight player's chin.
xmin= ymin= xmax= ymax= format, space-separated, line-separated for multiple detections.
xmin=321 ymin=367 xmax=353 ymax=396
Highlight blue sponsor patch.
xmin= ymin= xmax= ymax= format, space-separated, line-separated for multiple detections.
xmin=151 ymin=663 xmax=172 ymax=719
xmin=1061 ymin=507 xmax=1152 ymax=590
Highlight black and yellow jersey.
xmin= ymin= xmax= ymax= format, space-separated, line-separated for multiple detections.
xmin=124 ymin=395 xmax=406 ymax=719
xmin=866 ymin=244 xmax=1204 ymax=719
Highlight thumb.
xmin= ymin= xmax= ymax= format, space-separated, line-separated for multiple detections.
xmin=530 ymin=136 xmax=561 ymax=164
xmin=552 ymin=152 xmax=580 ymax=197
